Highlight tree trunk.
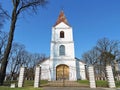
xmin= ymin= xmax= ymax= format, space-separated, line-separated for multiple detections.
xmin=0 ymin=0 xmax=47 ymax=85
xmin=0 ymin=5 xmax=18 ymax=85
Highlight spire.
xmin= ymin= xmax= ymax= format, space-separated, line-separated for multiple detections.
xmin=54 ymin=10 xmax=70 ymax=27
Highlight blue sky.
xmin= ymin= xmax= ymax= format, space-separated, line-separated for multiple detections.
xmin=1 ymin=0 xmax=120 ymax=59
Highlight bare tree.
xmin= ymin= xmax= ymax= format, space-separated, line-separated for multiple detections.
xmin=0 ymin=31 xmax=8 ymax=62
xmin=8 ymin=43 xmax=26 ymax=81
xmin=96 ymin=38 xmax=120 ymax=76
xmin=96 ymin=37 xmax=120 ymax=65
xmin=82 ymin=47 xmax=100 ymax=66
xmin=0 ymin=3 xmax=9 ymax=29
xmin=0 ymin=0 xmax=48 ymax=85
xmin=82 ymin=37 xmax=120 ymax=78
xmin=25 ymin=53 xmax=47 ymax=80
xmin=29 ymin=53 xmax=46 ymax=68
xmin=0 ymin=4 xmax=5 ymax=28
xmin=8 ymin=42 xmax=47 ymax=81
xmin=82 ymin=37 xmax=120 ymax=66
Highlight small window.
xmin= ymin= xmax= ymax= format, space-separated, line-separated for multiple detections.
xmin=60 ymin=31 xmax=64 ymax=38
xmin=59 ymin=45 xmax=65 ymax=56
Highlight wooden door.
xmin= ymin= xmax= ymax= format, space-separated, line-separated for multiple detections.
xmin=56 ymin=64 xmax=69 ymax=80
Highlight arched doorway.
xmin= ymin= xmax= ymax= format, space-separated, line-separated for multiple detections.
xmin=56 ymin=64 xmax=69 ymax=80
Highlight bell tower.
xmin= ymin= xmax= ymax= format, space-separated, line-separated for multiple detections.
xmin=49 ymin=10 xmax=77 ymax=81
xmin=50 ymin=10 xmax=75 ymax=59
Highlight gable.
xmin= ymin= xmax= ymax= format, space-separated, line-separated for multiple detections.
xmin=76 ymin=58 xmax=86 ymax=65
xmin=54 ymin=22 xmax=70 ymax=28
xmin=40 ymin=58 xmax=50 ymax=66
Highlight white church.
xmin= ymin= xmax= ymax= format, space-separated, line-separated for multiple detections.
xmin=40 ymin=10 xmax=86 ymax=81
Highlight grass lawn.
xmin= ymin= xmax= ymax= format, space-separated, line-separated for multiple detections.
xmin=78 ymin=80 xmax=120 ymax=87
xmin=77 ymin=80 xmax=89 ymax=85
xmin=115 ymin=81 xmax=120 ymax=87
xmin=96 ymin=80 xmax=108 ymax=87
xmin=0 ymin=80 xmax=44 ymax=90
xmin=1 ymin=80 xmax=120 ymax=89
xmin=77 ymin=80 xmax=89 ymax=83
xmin=0 ymin=86 xmax=42 ymax=90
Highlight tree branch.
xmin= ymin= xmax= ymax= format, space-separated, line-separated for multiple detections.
xmin=16 ymin=0 xmax=47 ymax=15
xmin=0 ymin=5 xmax=11 ymax=19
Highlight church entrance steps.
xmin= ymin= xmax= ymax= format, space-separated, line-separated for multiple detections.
xmin=41 ymin=80 xmax=89 ymax=87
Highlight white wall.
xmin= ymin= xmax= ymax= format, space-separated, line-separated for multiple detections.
xmin=40 ymin=59 xmax=86 ymax=81
xmin=76 ymin=60 xmax=86 ymax=80
xmin=50 ymin=22 xmax=75 ymax=59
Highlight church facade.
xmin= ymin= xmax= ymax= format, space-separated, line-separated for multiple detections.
xmin=40 ymin=11 xmax=86 ymax=81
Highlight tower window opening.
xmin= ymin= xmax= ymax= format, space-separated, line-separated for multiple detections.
xmin=60 ymin=31 xmax=64 ymax=38
xmin=59 ymin=45 xmax=65 ymax=56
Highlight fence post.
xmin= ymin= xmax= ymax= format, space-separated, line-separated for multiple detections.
xmin=106 ymin=65 xmax=116 ymax=88
xmin=88 ymin=66 xmax=96 ymax=88
xmin=18 ymin=67 xmax=25 ymax=87
xmin=34 ymin=66 xmax=41 ymax=88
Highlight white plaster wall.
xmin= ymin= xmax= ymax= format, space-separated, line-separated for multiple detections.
xmin=40 ymin=59 xmax=77 ymax=81
xmin=50 ymin=43 xmax=75 ymax=59
xmin=40 ymin=59 xmax=86 ymax=81
xmin=52 ymin=23 xmax=73 ymax=42
xmin=65 ymin=43 xmax=75 ymax=58
xmin=40 ymin=59 xmax=51 ymax=80
xmin=50 ymin=22 xmax=75 ymax=59
xmin=76 ymin=60 xmax=86 ymax=80
xmin=79 ymin=62 xmax=86 ymax=80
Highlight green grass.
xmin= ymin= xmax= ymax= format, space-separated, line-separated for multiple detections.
xmin=40 ymin=80 xmax=48 ymax=84
xmin=96 ymin=80 xmax=108 ymax=87
xmin=3 ymin=80 xmax=18 ymax=86
xmin=77 ymin=80 xmax=89 ymax=85
xmin=77 ymin=80 xmax=108 ymax=87
xmin=1 ymin=80 xmax=120 ymax=89
xmin=115 ymin=81 xmax=120 ymax=87
xmin=24 ymin=80 xmax=34 ymax=87
xmin=0 ymin=80 xmax=48 ymax=90
xmin=78 ymin=80 xmax=120 ymax=87
xmin=0 ymin=86 xmax=42 ymax=90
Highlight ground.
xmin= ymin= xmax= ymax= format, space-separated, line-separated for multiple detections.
xmin=43 ymin=87 xmax=118 ymax=90
xmin=0 ymin=86 xmax=119 ymax=90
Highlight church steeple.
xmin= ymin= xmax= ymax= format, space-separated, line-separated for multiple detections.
xmin=54 ymin=10 xmax=70 ymax=26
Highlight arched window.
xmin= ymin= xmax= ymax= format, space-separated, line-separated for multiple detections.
xmin=59 ymin=45 xmax=65 ymax=56
xmin=60 ymin=31 xmax=64 ymax=38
